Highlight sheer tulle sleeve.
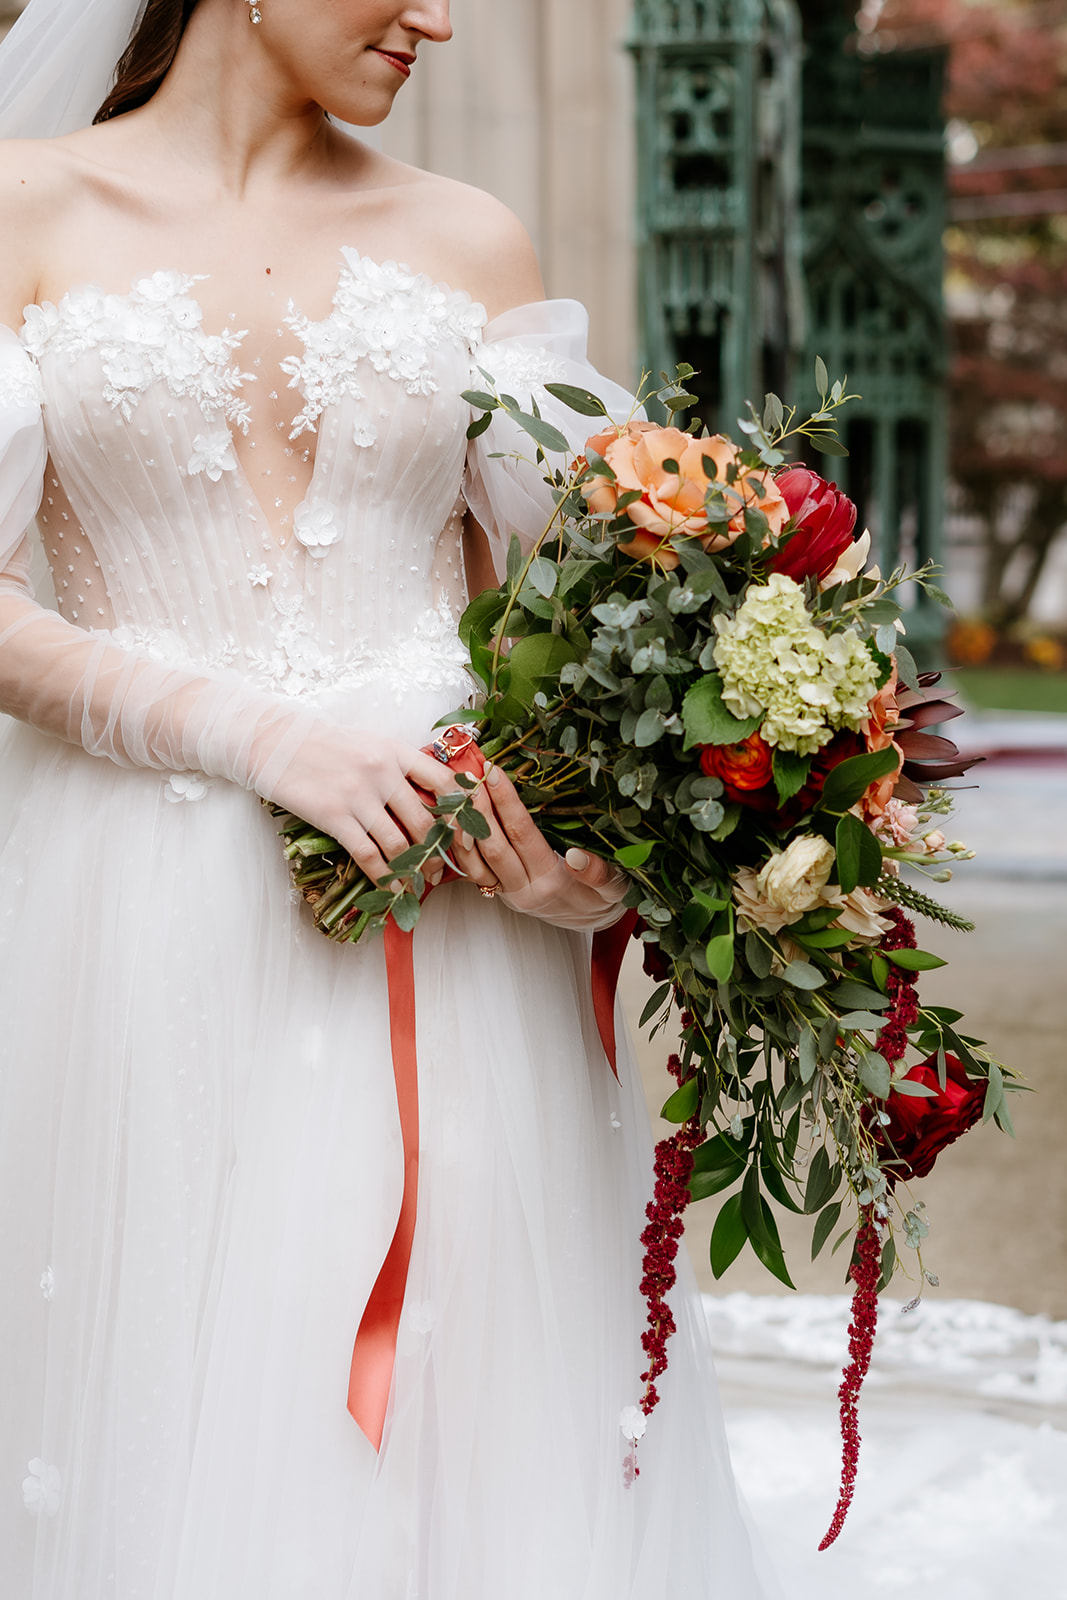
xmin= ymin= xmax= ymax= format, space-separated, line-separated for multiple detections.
xmin=464 ymin=299 xmax=638 ymax=572
xmin=0 ymin=327 xmax=317 ymax=795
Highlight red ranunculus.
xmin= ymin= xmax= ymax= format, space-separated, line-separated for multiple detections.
xmin=875 ymin=1053 xmax=986 ymax=1182
xmin=699 ymin=731 xmax=774 ymax=794
xmin=768 ymin=466 xmax=858 ymax=584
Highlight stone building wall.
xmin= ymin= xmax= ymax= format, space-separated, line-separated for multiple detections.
xmin=0 ymin=0 xmax=639 ymax=385
xmin=382 ymin=0 xmax=638 ymax=384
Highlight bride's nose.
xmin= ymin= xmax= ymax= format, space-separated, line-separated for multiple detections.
xmin=402 ymin=0 xmax=453 ymax=44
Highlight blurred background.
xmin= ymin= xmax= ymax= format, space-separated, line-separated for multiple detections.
xmin=2 ymin=0 xmax=1064 ymax=1588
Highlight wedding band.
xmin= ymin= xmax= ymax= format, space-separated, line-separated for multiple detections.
xmin=479 ymin=884 xmax=499 ymax=899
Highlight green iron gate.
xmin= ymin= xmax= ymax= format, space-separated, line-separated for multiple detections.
xmin=632 ymin=0 xmax=949 ymax=651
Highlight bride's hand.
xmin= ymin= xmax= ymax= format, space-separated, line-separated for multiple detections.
xmin=267 ymin=725 xmax=468 ymax=890
xmin=450 ymin=762 xmax=629 ymax=931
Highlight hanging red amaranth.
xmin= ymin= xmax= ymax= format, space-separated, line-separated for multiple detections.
xmin=819 ymin=1209 xmax=882 ymax=1549
xmin=875 ymin=908 xmax=920 ymax=1064
xmin=822 ymin=909 xmax=919 ymax=1547
xmin=631 ymin=1052 xmax=702 ymax=1478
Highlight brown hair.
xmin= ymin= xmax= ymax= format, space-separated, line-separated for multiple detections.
xmin=94 ymin=0 xmax=203 ymax=123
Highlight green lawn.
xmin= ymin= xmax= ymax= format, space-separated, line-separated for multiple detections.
xmin=955 ymin=668 xmax=1067 ymax=715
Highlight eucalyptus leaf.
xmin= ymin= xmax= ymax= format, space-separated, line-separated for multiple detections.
xmin=635 ymin=708 xmax=667 ymax=748
xmin=780 ymin=960 xmax=825 ymax=991
xmin=858 ymin=1053 xmax=892 ymax=1099
xmin=466 ymin=411 xmax=493 ymax=440
xmin=894 ymin=643 xmax=920 ymax=691
xmin=390 ymin=894 xmax=423 ymax=933
xmin=808 ymin=433 xmax=849 ymax=458
xmin=511 ymin=410 xmax=570 ymax=454
xmin=831 ymin=979 xmax=890 ymax=1012
xmin=461 ymin=389 xmax=500 ymax=411
xmin=528 ymin=557 xmax=558 ymax=599
xmin=542 ymin=382 xmax=609 ymax=417
xmin=812 ymin=1200 xmax=843 ymax=1261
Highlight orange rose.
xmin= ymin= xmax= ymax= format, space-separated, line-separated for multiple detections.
xmin=699 ymin=732 xmax=775 ymax=804
xmin=582 ymin=422 xmax=787 ymax=569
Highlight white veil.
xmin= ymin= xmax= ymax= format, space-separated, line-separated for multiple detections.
xmin=0 ymin=0 xmax=147 ymax=140
xmin=0 ymin=0 xmax=382 ymax=146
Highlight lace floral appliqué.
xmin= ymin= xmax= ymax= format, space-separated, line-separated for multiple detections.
xmin=283 ymin=249 xmax=487 ymax=437
xmin=112 ymin=601 xmax=472 ymax=702
xmin=0 ymin=340 xmax=45 ymax=411
xmin=23 ymin=1460 xmax=62 ymax=1517
xmin=21 ymin=271 xmax=253 ymax=430
xmin=471 ymin=341 xmax=568 ymax=400
xmin=164 ymin=774 xmax=212 ymax=803
xmin=188 ymin=429 xmax=238 ymax=481
xmin=292 ymin=500 xmax=342 ymax=558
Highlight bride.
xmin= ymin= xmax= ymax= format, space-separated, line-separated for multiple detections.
xmin=0 ymin=1 xmax=773 ymax=1595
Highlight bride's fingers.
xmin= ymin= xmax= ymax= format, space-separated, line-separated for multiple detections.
xmin=332 ymin=818 xmax=391 ymax=886
xmin=387 ymin=781 xmax=438 ymax=846
xmin=449 ymin=827 xmax=510 ymax=891
xmin=477 ymin=762 xmax=559 ymax=880
xmin=406 ymin=750 xmax=462 ymax=798
xmin=563 ymin=847 xmax=628 ymax=903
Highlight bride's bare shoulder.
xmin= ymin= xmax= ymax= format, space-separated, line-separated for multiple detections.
xmin=373 ymin=159 xmax=545 ymax=321
xmin=0 ymin=134 xmax=103 ymax=321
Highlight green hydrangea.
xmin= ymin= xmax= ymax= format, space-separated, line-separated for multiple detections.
xmin=713 ymin=572 xmax=880 ymax=755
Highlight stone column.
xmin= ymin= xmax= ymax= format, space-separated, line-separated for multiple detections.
xmin=383 ymin=0 xmax=639 ymax=387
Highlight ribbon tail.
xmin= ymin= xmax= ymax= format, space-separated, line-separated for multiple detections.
xmin=347 ymin=916 xmax=421 ymax=1451
xmin=591 ymin=910 xmax=639 ymax=1080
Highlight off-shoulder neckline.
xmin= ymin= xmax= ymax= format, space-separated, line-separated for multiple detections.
xmin=14 ymin=246 xmax=490 ymax=341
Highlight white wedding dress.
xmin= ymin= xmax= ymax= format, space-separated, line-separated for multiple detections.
xmin=0 ymin=250 xmax=770 ymax=1600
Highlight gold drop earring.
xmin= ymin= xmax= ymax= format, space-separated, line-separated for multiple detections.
xmin=249 ymin=3 xmax=263 ymax=22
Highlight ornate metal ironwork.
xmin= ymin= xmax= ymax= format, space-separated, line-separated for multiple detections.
xmin=630 ymin=0 xmax=804 ymax=431
xmin=800 ymin=12 xmax=949 ymax=653
xmin=632 ymin=0 xmax=949 ymax=650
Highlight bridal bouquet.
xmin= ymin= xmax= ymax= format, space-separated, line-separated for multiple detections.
xmin=270 ymin=364 xmax=1015 ymax=1543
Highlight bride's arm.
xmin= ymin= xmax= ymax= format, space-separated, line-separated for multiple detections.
xmin=449 ymin=266 xmax=637 ymax=929
xmin=0 ymin=333 xmax=472 ymax=889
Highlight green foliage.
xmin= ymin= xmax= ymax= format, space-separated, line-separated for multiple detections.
xmin=271 ymin=360 xmax=1013 ymax=1303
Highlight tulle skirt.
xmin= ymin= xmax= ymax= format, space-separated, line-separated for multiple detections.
xmin=0 ymin=704 xmax=770 ymax=1600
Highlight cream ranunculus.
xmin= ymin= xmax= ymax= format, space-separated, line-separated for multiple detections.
xmin=757 ymin=835 xmax=836 ymax=917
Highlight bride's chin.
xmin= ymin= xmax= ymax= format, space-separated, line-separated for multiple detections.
xmin=320 ymin=89 xmax=398 ymax=130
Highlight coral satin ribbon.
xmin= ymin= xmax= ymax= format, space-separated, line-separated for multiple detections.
xmin=347 ymin=748 xmax=635 ymax=1451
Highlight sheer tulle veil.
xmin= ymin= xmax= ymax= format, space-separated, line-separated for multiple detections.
xmin=0 ymin=0 xmax=147 ymax=139
xmin=0 ymin=0 xmax=383 ymax=147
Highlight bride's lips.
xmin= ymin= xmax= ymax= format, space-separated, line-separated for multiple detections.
xmin=371 ymin=48 xmax=415 ymax=79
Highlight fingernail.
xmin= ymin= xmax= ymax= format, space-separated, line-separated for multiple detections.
xmin=486 ymin=762 xmax=502 ymax=788
xmin=460 ymin=832 xmax=473 ymax=852
xmin=566 ymin=848 xmax=589 ymax=872
xmin=390 ymin=879 xmax=403 ymax=894
xmin=427 ymin=868 xmax=443 ymax=886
